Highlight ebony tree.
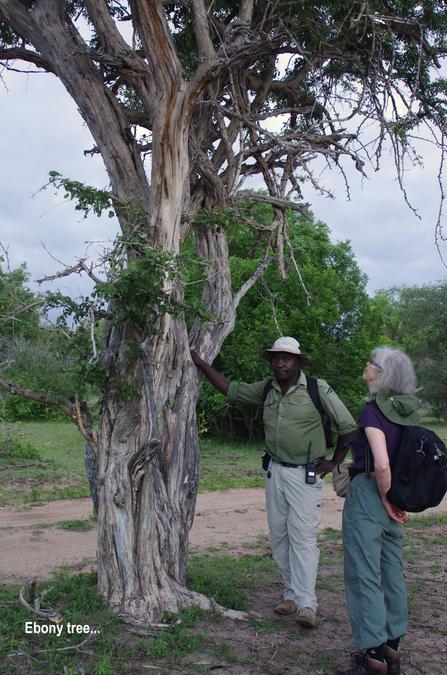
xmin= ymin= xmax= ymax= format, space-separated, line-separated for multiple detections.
xmin=0 ymin=1 xmax=445 ymax=621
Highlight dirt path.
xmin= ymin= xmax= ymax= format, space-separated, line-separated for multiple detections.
xmin=1 ymin=486 xmax=446 ymax=585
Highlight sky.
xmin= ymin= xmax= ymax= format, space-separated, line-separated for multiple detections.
xmin=0 ymin=68 xmax=446 ymax=302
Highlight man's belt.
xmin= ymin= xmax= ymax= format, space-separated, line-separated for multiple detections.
xmin=272 ymin=459 xmax=305 ymax=468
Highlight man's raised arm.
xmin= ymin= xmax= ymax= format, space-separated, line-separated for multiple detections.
xmin=190 ymin=349 xmax=230 ymax=396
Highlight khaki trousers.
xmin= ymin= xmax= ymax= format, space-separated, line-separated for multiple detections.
xmin=265 ymin=461 xmax=323 ymax=611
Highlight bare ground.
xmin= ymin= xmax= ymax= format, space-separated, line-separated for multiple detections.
xmin=0 ymin=485 xmax=343 ymax=584
xmin=1 ymin=488 xmax=447 ymax=674
xmin=0 ymin=485 xmax=446 ymax=583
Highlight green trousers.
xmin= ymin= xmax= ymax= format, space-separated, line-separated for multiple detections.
xmin=342 ymin=474 xmax=408 ymax=650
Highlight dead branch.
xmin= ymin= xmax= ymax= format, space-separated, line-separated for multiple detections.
xmin=0 ymin=375 xmax=97 ymax=446
xmin=73 ymin=393 xmax=97 ymax=451
xmin=19 ymin=579 xmax=63 ymax=624
xmin=7 ymin=632 xmax=96 ymax=658
xmin=283 ymin=226 xmax=311 ymax=304
xmin=232 ymin=253 xmax=273 ymax=311
xmin=235 ymin=191 xmax=310 ymax=216
xmin=276 ymin=212 xmax=286 ymax=280
xmin=0 ymin=300 xmax=44 ymax=323
xmin=37 ymin=258 xmax=104 ymax=286
xmin=0 ymin=46 xmax=52 ymax=72
xmin=88 ymin=304 xmax=98 ymax=363
xmin=435 ymin=130 xmax=446 ymax=267
xmin=262 ymin=282 xmax=283 ymax=336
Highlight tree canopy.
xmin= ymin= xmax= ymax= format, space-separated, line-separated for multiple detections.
xmin=1 ymin=1 xmax=446 ymax=257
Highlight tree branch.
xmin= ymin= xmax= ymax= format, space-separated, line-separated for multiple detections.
xmin=0 ymin=0 xmax=38 ymax=44
xmin=190 ymin=0 xmax=216 ymax=62
xmin=239 ymin=0 xmax=255 ymax=24
xmin=235 ymin=191 xmax=310 ymax=216
xmin=0 ymin=47 xmax=52 ymax=72
xmin=283 ymin=224 xmax=311 ymax=304
xmin=232 ymin=253 xmax=273 ymax=310
xmin=0 ymin=300 xmax=44 ymax=322
xmin=84 ymin=0 xmax=132 ymax=55
xmin=129 ymin=0 xmax=182 ymax=90
xmin=36 ymin=259 xmax=105 ymax=286
xmin=0 ymin=376 xmax=73 ymax=418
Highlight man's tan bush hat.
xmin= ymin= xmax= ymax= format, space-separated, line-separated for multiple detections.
xmin=262 ymin=337 xmax=310 ymax=365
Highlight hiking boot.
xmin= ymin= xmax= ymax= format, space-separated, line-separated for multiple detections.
xmin=335 ymin=651 xmax=387 ymax=675
xmin=384 ymin=645 xmax=400 ymax=674
xmin=295 ymin=606 xmax=316 ymax=628
xmin=273 ymin=599 xmax=296 ymax=615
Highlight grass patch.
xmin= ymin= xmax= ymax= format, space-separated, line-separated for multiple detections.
xmin=0 ymin=571 xmax=121 ymax=674
xmin=22 ymin=484 xmax=90 ymax=504
xmin=319 ymin=526 xmax=342 ymax=542
xmin=55 ymin=519 xmax=95 ymax=532
xmin=187 ymin=553 xmax=276 ymax=610
xmin=408 ymin=512 xmax=447 ymax=528
xmin=3 ymin=422 xmax=86 ymax=470
xmin=0 ymin=553 xmax=266 ymax=674
xmin=0 ymin=423 xmax=268 ymax=503
xmin=1 ymin=419 xmax=446 ymax=503
xmin=0 ymin=433 xmax=40 ymax=460
xmin=0 ymin=422 xmax=87 ymax=505
xmin=198 ymin=438 xmax=265 ymax=491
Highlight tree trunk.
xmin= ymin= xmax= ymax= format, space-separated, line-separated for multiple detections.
xmin=83 ymin=442 xmax=99 ymax=515
xmin=96 ymin=316 xmax=201 ymax=621
xmin=93 ymin=79 xmax=204 ymax=618
xmin=95 ymin=224 xmax=245 ymax=621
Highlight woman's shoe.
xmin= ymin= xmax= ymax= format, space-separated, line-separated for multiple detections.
xmin=335 ymin=651 xmax=387 ymax=675
xmin=384 ymin=645 xmax=400 ymax=674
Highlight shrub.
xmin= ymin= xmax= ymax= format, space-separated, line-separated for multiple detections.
xmin=0 ymin=426 xmax=40 ymax=459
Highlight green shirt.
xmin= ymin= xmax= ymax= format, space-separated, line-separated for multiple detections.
xmin=227 ymin=371 xmax=356 ymax=465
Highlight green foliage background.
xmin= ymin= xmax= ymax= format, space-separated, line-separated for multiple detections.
xmin=190 ymin=206 xmax=387 ymax=440
xmin=2 ymin=207 xmax=445 ymax=435
xmin=380 ymin=282 xmax=447 ymax=420
xmin=0 ymin=259 xmax=97 ymax=421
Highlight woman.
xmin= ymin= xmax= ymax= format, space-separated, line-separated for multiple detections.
xmin=335 ymin=346 xmax=419 ymax=675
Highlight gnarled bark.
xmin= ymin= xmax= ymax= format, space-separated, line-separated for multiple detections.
xmin=96 ymin=321 xmax=199 ymax=620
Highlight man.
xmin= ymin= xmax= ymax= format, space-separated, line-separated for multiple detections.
xmin=190 ymin=336 xmax=356 ymax=628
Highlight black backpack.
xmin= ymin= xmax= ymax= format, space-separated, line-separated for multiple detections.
xmin=387 ymin=426 xmax=447 ymax=513
xmin=262 ymin=376 xmax=333 ymax=448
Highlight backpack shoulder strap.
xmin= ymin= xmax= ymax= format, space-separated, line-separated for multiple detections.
xmin=306 ymin=376 xmax=333 ymax=448
xmin=306 ymin=376 xmax=323 ymax=415
xmin=262 ymin=378 xmax=274 ymax=403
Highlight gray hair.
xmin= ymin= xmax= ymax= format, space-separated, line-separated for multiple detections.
xmin=369 ymin=345 xmax=417 ymax=395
